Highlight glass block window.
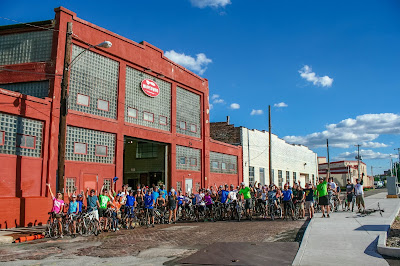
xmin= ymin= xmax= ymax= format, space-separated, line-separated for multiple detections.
xmin=16 ymin=134 xmax=35 ymax=149
xmin=286 ymin=171 xmax=290 ymax=185
xmin=104 ymin=179 xmax=112 ymax=191
xmin=160 ymin=116 xmax=167 ymax=125
xmin=260 ymin=168 xmax=265 ymax=184
xmin=66 ymin=178 xmax=76 ymax=193
xmin=221 ymin=162 xmax=227 ymax=170
xmin=179 ymin=157 xmax=186 ymax=165
xmin=176 ymin=181 xmax=182 ymax=192
xmin=0 ymin=30 xmax=53 ymax=65
xmin=127 ymin=107 xmax=137 ymax=118
xmin=95 ymin=145 xmax=107 ymax=156
xmin=211 ymin=161 xmax=219 ymax=169
xmin=0 ymin=80 xmax=49 ymax=98
xmin=136 ymin=142 xmax=158 ymax=159
xmin=293 ymin=172 xmax=297 ymax=183
xmin=190 ymin=158 xmax=197 ymax=166
xmin=210 ymin=151 xmax=237 ymax=174
xmin=74 ymin=142 xmax=87 ymax=155
xmin=249 ymin=166 xmax=255 ymax=184
xmin=179 ymin=121 xmax=186 ymax=130
xmin=69 ymin=45 xmax=119 ymax=119
xmin=125 ymin=66 xmax=171 ymax=131
xmin=0 ymin=131 xmax=4 ymax=145
xmin=77 ymin=94 xmax=89 ymax=106
xmin=176 ymin=145 xmax=201 ymax=171
xmin=176 ymin=87 xmax=201 ymax=138
xmin=0 ymin=112 xmax=43 ymax=157
xmin=66 ymin=126 xmax=115 ymax=164
xmin=278 ymin=170 xmax=283 ymax=187
xmin=195 ymin=182 xmax=200 ymax=193
xmin=97 ymin=99 xmax=109 ymax=112
xmin=143 ymin=112 xmax=154 ymax=122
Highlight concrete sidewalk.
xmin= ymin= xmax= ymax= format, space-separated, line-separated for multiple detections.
xmin=293 ymin=192 xmax=400 ymax=266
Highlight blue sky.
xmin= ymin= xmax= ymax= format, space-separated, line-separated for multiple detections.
xmin=1 ymin=0 xmax=399 ymax=175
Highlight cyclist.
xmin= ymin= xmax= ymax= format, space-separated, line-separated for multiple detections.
xmin=261 ymin=186 xmax=268 ymax=218
xmin=86 ymin=188 xmax=100 ymax=221
xmin=68 ymin=194 xmax=79 ymax=235
xmin=345 ymin=179 xmax=355 ymax=211
xmin=238 ymin=182 xmax=252 ymax=220
xmin=204 ymin=189 xmax=214 ymax=221
xmin=144 ymin=189 xmax=155 ymax=227
xmin=304 ymin=183 xmax=315 ymax=218
xmin=47 ymin=183 xmax=65 ymax=238
xmin=355 ymin=177 xmax=365 ymax=212
xmin=282 ymin=184 xmax=294 ymax=219
xmin=125 ymin=190 xmax=137 ymax=229
xmin=317 ymin=176 xmax=330 ymax=218
xmin=167 ymin=188 xmax=178 ymax=224
xmin=111 ymin=194 xmax=122 ymax=231
xmin=136 ymin=188 xmax=144 ymax=208
xmin=160 ymin=185 xmax=168 ymax=200
xmin=296 ymin=185 xmax=305 ymax=219
xmin=99 ymin=187 xmax=113 ymax=231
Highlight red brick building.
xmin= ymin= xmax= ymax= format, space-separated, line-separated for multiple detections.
xmin=0 ymin=7 xmax=242 ymax=228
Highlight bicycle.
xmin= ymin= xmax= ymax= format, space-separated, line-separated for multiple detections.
xmin=267 ymin=200 xmax=282 ymax=221
xmin=283 ymin=200 xmax=295 ymax=221
xmin=45 ymin=212 xmax=63 ymax=239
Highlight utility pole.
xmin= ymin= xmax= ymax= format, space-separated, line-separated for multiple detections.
xmin=396 ymin=148 xmax=400 ymax=163
xmin=269 ymin=105 xmax=272 ymax=185
xmin=355 ymin=144 xmax=361 ymax=180
xmin=326 ymin=139 xmax=330 ymax=179
xmin=57 ymin=22 xmax=73 ymax=193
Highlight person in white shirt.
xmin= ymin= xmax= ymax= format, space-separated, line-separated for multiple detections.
xmin=328 ymin=178 xmax=337 ymax=191
xmin=354 ymin=178 xmax=365 ymax=212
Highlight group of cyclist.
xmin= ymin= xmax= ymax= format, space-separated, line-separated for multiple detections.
xmin=47 ymin=173 xmax=365 ymax=238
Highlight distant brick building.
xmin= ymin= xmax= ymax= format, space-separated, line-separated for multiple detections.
xmin=211 ymin=118 xmax=318 ymax=187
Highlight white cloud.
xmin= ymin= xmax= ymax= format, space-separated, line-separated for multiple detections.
xmin=230 ymin=103 xmax=240 ymax=109
xmin=283 ymin=113 xmax=400 ymax=148
xmin=213 ymin=98 xmax=225 ymax=104
xmin=165 ymin=50 xmax=212 ymax=75
xmin=211 ymin=94 xmax=220 ymax=100
xmin=209 ymin=103 xmax=213 ymax=110
xmin=299 ymin=65 xmax=333 ymax=88
xmin=361 ymin=142 xmax=388 ymax=148
xmin=251 ymin=109 xmax=264 ymax=115
xmin=274 ymin=102 xmax=288 ymax=108
xmin=336 ymin=149 xmax=394 ymax=160
xmin=211 ymin=94 xmax=225 ymax=104
xmin=190 ymin=0 xmax=231 ymax=8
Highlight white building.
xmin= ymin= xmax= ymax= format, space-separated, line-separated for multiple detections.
xmin=210 ymin=119 xmax=318 ymax=188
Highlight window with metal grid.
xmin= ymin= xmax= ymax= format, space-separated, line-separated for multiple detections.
xmin=66 ymin=178 xmax=76 ymax=194
xmin=176 ymin=87 xmax=201 ymax=138
xmin=176 ymin=181 xmax=182 ymax=192
xmin=125 ymin=66 xmax=171 ymax=131
xmin=209 ymin=151 xmax=237 ymax=174
xmin=286 ymin=171 xmax=290 ymax=185
xmin=278 ymin=170 xmax=283 ymax=186
xmin=293 ymin=172 xmax=297 ymax=183
xmin=0 ymin=131 xmax=4 ymax=145
xmin=0 ymin=30 xmax=53 ymax=65
xmin=136 ymin=142 xmax=158 ymax=159
xmin=0 ymin=112 xmax=43 ymax=157
xmin=176 ymin=145 xmax=201 ymax=171
xmin=249 ymin=166 xmax=255 ymax=184
xmin=0 ymin=81 xmax=49 ymax=98
xmin=260 ymin=167 xmax=265 ymax=184
xmin=69 ymin=45 xmax=119 ymax=119
xmin=66 ymin=126 xmax=115 ymax=164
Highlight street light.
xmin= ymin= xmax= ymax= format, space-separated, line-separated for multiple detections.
xmin=57 ymin=21 xmax=113 ymax=193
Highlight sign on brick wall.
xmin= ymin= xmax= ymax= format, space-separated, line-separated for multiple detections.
xmin=141 ymin=79 xmax=160 ymax=97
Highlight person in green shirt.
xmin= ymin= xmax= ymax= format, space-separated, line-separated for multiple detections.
xmin=316 ymin=175 xmax=330 ymax=218
xmin=238 ymin=182 xmax=253 ymax=220
xmin=98 ymin=185 xmax=114 ymax=231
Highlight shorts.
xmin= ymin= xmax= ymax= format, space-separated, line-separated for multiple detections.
xmin=205 ymin=204 xmax=213 ymax=211
xmin=319 ymin=195 xmax=329 ymax=206
xmin=305 ymin=201 xmax=314 ymax=209
xmin=125 ymin=206 xmax=135 ymax=218
xmin=299 ymin=202 xmax=305 ymax=209
xmin=89 ymin=210 xmax=99 ymax=220
xmin=356 ymin=195 xmax=364 ymax=206
xmin=245 ymin=198 xmax=252 ymax=209
xmin=283 ymin=200 xmax=294 ymax=211
xmin=347 ymin=194 xmax=353 ymax=203
xmin=99 ymin=208 xmax=107 ymax=217
xmin=69 ymin=213 xmax=78 ymax=220
xmin=169 ymin=205 xmax=177 ymax=211
xmin=146 ymin=208 xmax=154 ymax=217
xmin=53 ymin=213 xmax=63 ymax=219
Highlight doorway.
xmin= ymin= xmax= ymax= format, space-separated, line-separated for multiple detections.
xmin=123 ymin=137 xmax=168 ymax=189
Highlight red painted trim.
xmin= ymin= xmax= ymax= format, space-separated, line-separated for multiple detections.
xmin=16 ymin=134 xmax=36 ymax=150
xmin=95 ymin=144 xmax=108 ymax=157
xmin=0 ymin=131 xmax=4 ymax=146
xmin=76 ymin=93 xmax=90 ymax=107
xmin=73 ymin=142 xmax=87 ymax=155
xmin=159 ymin=115 xmax=167 ymax=125
xmin=97 ymin=99 xmax=109 ymax=112
xmin=143 ymin=111 xmax=154 ymax=122
xmin=190 ymin=124 xmax=197 ymax=133
xmin=127 ymin=107 xmax=138 ymax=118
xmin=179 ymin=121 xmax=186 ymax=130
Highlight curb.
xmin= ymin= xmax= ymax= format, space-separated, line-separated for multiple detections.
xmin=0 ymin=236 xmax=14 ymax=244
xmin=291 ymin=216 xmax=315 ymax=266
xmin=377 ymin=203 xmax=400 ymax=258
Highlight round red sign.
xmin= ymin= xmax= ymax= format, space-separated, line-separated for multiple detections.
xmin=141 ymin=79 xmax=160 ymax=97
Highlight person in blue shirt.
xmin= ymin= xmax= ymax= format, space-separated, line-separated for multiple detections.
xmin=125 ymin=190 xmax=137 ymax=229
xmin=152 ymin=187 xmax=160 ymax=202
xmin=177 ymin=191 xmax=184 ymax=207
xmin=145 ymin=189 xmax=155 ymax=227
xmin=160 ymin=185 xmax=168 ymax=200
xmin=68 ymin=195 xmax=79 ymax=235
xmin=218 ymin=184 xmax=230 ymax=204
xmin=282 ymin=184 xmax=294 ymax=218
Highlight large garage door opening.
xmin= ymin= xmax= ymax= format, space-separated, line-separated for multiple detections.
xmin=124 ymin=137 xmax=168 ymax=189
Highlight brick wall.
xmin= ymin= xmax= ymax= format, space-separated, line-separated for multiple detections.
xmin=210 ymin=122 xmax=241 ymax=145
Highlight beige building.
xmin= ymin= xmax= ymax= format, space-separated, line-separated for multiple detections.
xmin=318 ymin=157 xmax=373 ymax=188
